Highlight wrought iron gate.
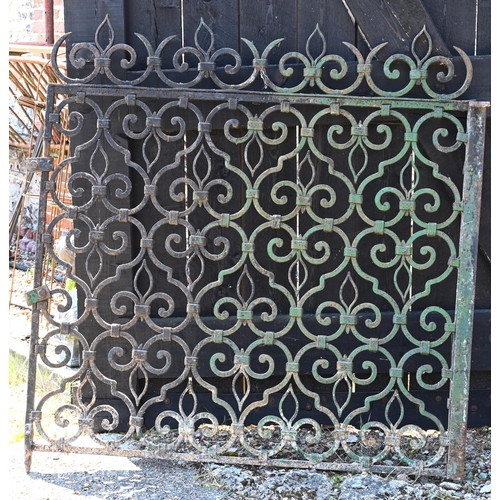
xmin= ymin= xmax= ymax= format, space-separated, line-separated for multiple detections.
xmin=24 ymin=18 xmax=488 ymax=480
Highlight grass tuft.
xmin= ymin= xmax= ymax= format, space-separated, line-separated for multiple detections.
xmin=9 ymin=351 xmax=72 ymax=443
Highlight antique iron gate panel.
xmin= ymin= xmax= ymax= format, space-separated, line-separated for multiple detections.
xmin=25 ymin=20 xmax=487 ymax=480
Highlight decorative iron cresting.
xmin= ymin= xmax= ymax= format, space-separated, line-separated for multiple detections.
xmin=25 ymin=18 xmax=487 ymax=481
xmin=51 ymin=16 xmax=473 ymax=99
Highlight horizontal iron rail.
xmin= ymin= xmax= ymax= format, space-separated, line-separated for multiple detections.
xmin=48 ymin=83 xmax=475 ymax=112
xmin=32 ymin=443 xmax=446 ymax=476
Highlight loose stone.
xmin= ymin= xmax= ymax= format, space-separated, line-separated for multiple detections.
xmin=480 ymin=484 xmax=491 ymax=494
xmin=440 ymin=481 xmax=462 ymax=491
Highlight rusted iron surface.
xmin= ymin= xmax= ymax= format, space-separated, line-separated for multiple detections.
xmin=24 ymin=19 xmax=488 ymax=480
xmin=44 ymin=0 xmax=54 ymax=46
xmin=446 ymin=102 xmax=488 ymax=480
xmin=26 ymin=157 xmax=54 ymax=173
xmin=51 ymin=16 xmax=473 ymax=99
xmin=24 ymin=285 xmax=52 ymax=306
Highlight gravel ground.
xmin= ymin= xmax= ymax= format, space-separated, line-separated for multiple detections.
xmin=8 ymin=443 xmax=232 ymax=500
xmin=8 ymin=263 xmax=492 ymax=499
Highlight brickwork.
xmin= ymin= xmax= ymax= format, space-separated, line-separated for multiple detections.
xmin=9 ymin=0 xmax=65 ymax=44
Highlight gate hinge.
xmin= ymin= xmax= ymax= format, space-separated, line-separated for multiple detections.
xmin=27 ymin=157 xmax=54 ymax=172
xmin=25 ymin=285 xmax=51 ymax=306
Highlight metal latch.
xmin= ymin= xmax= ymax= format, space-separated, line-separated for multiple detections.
xmin=25 ymin=285 xmax=51 ymax=306
xmin=27 ymin=157 xmax=54 ymax=172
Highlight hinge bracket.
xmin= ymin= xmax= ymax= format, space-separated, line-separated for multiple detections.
xmin=27 ymin=157 xmax=54 ymax=172
xmin=25 ymin=285 xmax=51 ymax=306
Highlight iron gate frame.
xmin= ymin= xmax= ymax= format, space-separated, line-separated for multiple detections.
xmin=24 ymin=18 xmax=488 ymax=480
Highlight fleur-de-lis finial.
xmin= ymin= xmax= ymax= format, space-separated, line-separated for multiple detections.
xmin=94 ymin=15 xmax=115 ymax=54
xmin=305 ymin=24 xmax=326 ymax=64
xmin=411 ymin=26 xmax=432 ymax=68
xmin=194 ymin=18 xmax=215 ymax=57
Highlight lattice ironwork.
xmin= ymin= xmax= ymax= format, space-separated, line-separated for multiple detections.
xmin=24 ymin=19 xmax=487 ymax=481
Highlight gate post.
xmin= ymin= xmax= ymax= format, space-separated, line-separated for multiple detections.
xmin=446 ymin=101 xmax=488 ymax=480
xmin=23 ymin=91 xmax=56 ymax=473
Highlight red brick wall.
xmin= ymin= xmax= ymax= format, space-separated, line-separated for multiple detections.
xmin=10 ymin=0 xmax=65 ymax=45
xmin=30 ymin=0 xmax=65 ymax=43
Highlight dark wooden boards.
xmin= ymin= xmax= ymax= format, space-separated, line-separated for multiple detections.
xmin=421 ymin=0 xmax=478 ymax=55
xmin=343 ymin=0 xmax=451 ymax=57
xmin=239 ymin=0 xmax=298 ymax=67
xmin=476 ymin=0 xmax=491 ymax=56
xmin=62 ymin=0 xmax=491 ymax=430
xmin=123 ymin=0 xmax=182 ymax=72
xmin=478 ymin=122 xmax=490 ymax=259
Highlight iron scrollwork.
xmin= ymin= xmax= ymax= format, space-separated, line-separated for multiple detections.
xmin=25 ymin=18 xmax=487 ymax=480
xmin=51 ymin=16 xmax=473 ymax=99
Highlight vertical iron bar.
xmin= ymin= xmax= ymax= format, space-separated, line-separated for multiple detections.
xmin=23 ymin=88 xmax=55 ymax=473
xmin=446 ymin=101 xmax=488 ymax=480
